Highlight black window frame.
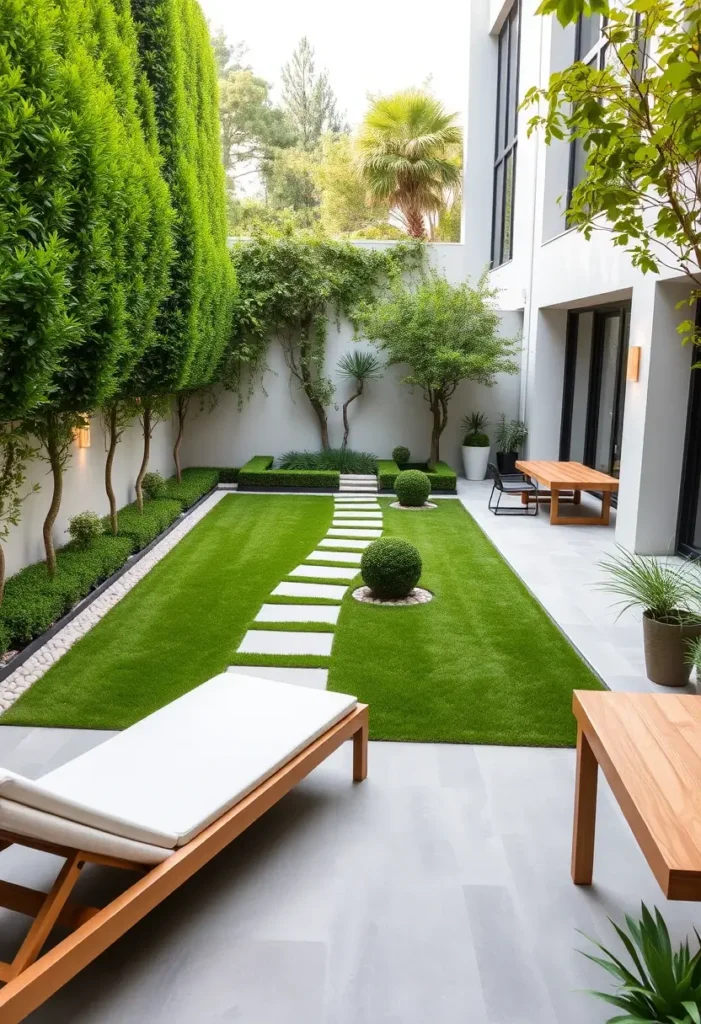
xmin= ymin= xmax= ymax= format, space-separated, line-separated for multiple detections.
xmin=491 ymin=0 xmax=521 ymax=268
xmin=566 ymin=13 xmax=608 ymax=219
xmin=676 ymin=302 xmax=701 ymax=558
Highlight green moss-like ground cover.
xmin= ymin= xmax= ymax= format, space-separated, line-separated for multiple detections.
xmin=327 ymin=499 xmax=602 ymax=746
xmin=2 ymin=496 xmax=332 ymax=729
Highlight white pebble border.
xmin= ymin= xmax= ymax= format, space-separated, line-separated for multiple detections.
xmin=389 ymin=501 xmax=438 ymax=511
xmin=352 ymin=586 xmax=433 ymax=606
xmin=0 ymin=491 xmax=227 ymax=714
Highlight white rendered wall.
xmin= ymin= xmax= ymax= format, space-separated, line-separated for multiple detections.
xmin=181 ymin=242 xmax=522 ymax=474
xmin=6 ymin=414 xmax=176 ymax=578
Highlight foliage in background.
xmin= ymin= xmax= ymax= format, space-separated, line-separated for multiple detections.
xmin=358 ymin=90 xmax=462 ymax=239
xmin=278 ymin=448 xmax=378 ymax=474
xmin=354 ymin=271 xmax=519 ymax=468
xmin=579 ymin=903 xmax=701 ymax=1024
xmin=526 ymin=0 xmax=701 ymax=341
xmin=228 ymin=235 xmax=424 ymax=446
xmin=337 ymin=350 xmax=384 ymax=448
xmin=280 ymin=36 xmax=345 ymax=150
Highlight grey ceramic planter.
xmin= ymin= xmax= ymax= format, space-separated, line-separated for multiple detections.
xmin=642 ymin=611 xmax=701 ymax=687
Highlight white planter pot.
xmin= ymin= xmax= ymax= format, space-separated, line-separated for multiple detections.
xmin=462 ymin=445 xmax=490 ymax=481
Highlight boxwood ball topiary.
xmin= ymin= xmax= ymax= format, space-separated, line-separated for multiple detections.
xmin=392 ymin=445 xmax=410 ymax=468
xmin=360 ymin=538 xmax=422 ymax=599
xmin=395 ymin=469 xmax=431 ymax=507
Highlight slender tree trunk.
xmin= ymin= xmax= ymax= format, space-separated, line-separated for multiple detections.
xmin=341 ymin=390 xmax=361 ymax=449
xmin=173 ymin=394 xmax=188 ymax=483
xmin=0 ymin=544 xmax=5 ymax=605
xmin=43 ymin=416 xmax=63 ymax=575
xmin=311 ymin=400 xmax=330 ymax=450
xmin=428 ymin=391 xmax=449 ymax=471
xmin=105 ymin=405 xmax=119 ymax=536
xmin=298 ymin=328 xmax=330 ymax=450
xmin=135 ymin=406 xmax=151 ymax=513
xmin=404 ymin=206 xmax=427 ymax=239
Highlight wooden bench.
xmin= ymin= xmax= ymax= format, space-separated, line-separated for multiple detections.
xmin=572 ymin=691 xmax=701 ymax=900
xmin=515 ymin=460 xmax=619 ymax=525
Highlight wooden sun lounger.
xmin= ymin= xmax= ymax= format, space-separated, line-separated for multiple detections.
xmin=0 ymin=675 xmax=368 ymax=1023
xmin=571 ymin=690 xmax=701 ymax=900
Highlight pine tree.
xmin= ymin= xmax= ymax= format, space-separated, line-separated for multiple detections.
xmin=280 ymin=37 xmax=345 ymax=151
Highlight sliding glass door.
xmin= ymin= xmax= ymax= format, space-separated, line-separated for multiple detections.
xmin=677 ymin=304 xmax=701 ymax=556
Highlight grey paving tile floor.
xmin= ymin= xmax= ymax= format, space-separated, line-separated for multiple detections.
xmin=1 ymin=726 xmax=699 ymax=1024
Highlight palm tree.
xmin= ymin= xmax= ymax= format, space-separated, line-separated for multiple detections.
xmin=358 ymin=90 xmax=462 ymax=239
xmin=337 ymin=350 xmax=383 ymax=448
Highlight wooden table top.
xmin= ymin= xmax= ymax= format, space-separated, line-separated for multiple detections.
xmin=516 ymin=460 xmax=620 ymax=491
xmin=574 ymin=691 xmax=701 ymax=898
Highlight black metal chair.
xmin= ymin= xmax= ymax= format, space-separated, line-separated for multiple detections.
xmin=487 ymin=463 xmax=539 ymax=516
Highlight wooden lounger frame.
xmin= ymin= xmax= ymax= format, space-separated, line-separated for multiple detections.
xmin=0 ymin=703 xmax=368 ymax=1023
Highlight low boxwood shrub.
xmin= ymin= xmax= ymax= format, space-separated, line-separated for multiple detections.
xmin=164 ymin=467 xmax=219 ymax=509
xmin=238 ymin=456 xmax=339 ymax=490
xmin=378 ymin=460 xmax=457 ymax=493
xmin=217 ymin=467 xmax=239 ymax=483
xmin=426 ymin=462 xmax=458 ymax=492
xmin=68 ymin=511 xmax=104 ymax=550
xmin=112 ymin=499 xmax=182 ymax=550
xmin=392 ymin=446 xmax=410 ymax=468
xmin=396 ymin=470 xmax=431 ymax=507
xmin=378 ymin=459 xmax=400 ymax=490
xmin=0 ymin=620 xmax=11 ymax=657
xmin=142 ymin=471 xmax=167 ymax=500
xmin=361 ymin=538 xmax=422 ymax=599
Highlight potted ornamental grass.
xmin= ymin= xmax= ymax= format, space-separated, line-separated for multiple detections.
xmin=597 ymin=547 xmax=701 ymax=687
xmin=461 ymin=412 xmax=490 ymax=481
xmin=494 ymin=414 xmax=528 ymax=475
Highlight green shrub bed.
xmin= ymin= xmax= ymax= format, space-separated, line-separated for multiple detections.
xmin=111 ymin=499 xmax=183 ymax=550
xmin=163 ymin=467 xmax=220 ymax=509
xmin=377 ymin=459 xmax=457 ymax=492
xmin=238 ymin=456 xmax=339 ymax=490
xmin=217 ymin=467 xmax=240 ymax=483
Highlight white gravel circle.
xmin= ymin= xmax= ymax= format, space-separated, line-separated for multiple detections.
xmin=389 ymin=501 xmax=437 ymax=511
xmin=352 ymin=586 xmax=433 ymax=606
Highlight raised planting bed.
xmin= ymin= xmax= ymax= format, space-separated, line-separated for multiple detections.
xmin=377 ymin=459 xmax=457 ymax=494
xmin=238 ymin=456 xmax=339 ymax=492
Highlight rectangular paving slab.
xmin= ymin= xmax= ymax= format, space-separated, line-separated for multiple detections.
xmin=272 ymin=581 xmax=347 ymax=600
xmin=332 ymin=520 xmax=383 ymax=529
xmin=327 ymin=528 xmax=381 ymax=538
xmin=291 ymin=564 xmax=358 ymax=580
xmin=226 ymin=665 xmax=329 ymax=689
xmin=334 ymin=504 xmax=380 ymax=511
xmin=255 ymin=604 xmax=340 ymax=624
xmin=330 ymin=496 xmax=378 ymax=502
xmin=307 ymin=550 xmax=363 ymax=564
xmin=331 ymin=511 xmax=382 ymax=518
xmin=318 ymin=538 xmax=372 ymax=549
xmin=238 ymin=630 xmax=334 ymax=656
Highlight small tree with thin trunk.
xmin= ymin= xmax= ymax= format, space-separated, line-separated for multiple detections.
xmin=0 ymin=425 xmax=40 ymax=602
xmin=102 ymin=401 xmax=137 ymax=535
xmin=29 ymin=411 xmax=84 ymax=576
xmin=353 ymin=272 xmax=519 ymax=468
xmin=135 ymin=396 xmax=172 ymax=512
xmin=337 ymin=351 xmax=383 ymax=448
xmin=173 ymin=392 xmax=191 ymax=484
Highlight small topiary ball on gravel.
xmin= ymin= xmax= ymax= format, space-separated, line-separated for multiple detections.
xmin=360 ymin=537 xmax=422 ymax=599
xmin=395 ymin=469 xmax=431 ymax=507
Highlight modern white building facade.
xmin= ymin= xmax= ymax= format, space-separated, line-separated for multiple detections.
xmin=463 ymin=0 xmax=700 ymax=555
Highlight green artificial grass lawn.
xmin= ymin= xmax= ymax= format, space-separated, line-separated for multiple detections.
xmin=2 ymin=495 xmax=332 ymax=729
xmin=327 ymin=499 xmax=603 ymax=747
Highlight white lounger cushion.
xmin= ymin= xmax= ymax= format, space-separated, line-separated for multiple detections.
xmin=0 ymin=674 xmax=357 ymax=854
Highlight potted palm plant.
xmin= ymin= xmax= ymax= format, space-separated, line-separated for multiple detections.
xmin=461 ymin=412 xmax=490 ymax=480
xmin=495 ymin=415 xmax=528 ymax=475
xmin=597 ymin=547 xmax=701 ymax=687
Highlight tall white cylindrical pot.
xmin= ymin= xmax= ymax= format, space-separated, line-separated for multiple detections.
xmin=462 ymin=445 xmax=490 ymax=481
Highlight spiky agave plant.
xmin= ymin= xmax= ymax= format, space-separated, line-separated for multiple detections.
xmin=337 ymin=350 xmax=383 ymax=449
xmin=580 ymin=904 xmax=701 ymax=1023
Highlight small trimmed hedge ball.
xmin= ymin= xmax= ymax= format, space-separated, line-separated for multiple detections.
xmin=142 ymin=471 xmax=166 ymax=500
xmin=392 ymin=445 xmax=410 ymax=468
xmin=360 ymin=538 xmax=422 ymax=599
xmin=395 ymin=469 xmax=430 ymax=507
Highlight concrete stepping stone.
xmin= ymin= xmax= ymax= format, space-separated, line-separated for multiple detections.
xmin=319 ymin=538 xmax=372 ymax=549
xmin=307 ymin=549 xmax=362 ymax=564
xmin=227 ymin=665 xmax=328 ymax=690
xmin=327 ymin=528 xmax=381 ymax=538
xmin=331 ymin=511 xmax=382 ymax=518
xmin=333 ymin=520 xmax=382 ymax=529
xmin=291 ymin=564 xmax=358 ymax=581
xmin=238 ymin=630 xmax=333 ymax=656
xmin=334 ymin=504 xmax=380 ymax=511
xmin=330 ymin=496 xmax=378 ymax=502
xmin=272 ymin=581 xmax=347 ymax=600
xmin=255 ymin=604 xmax=340 ymax=624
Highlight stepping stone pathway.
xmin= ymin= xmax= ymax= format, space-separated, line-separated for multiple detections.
xmin=231 ymin=492 xmax=384 ymax=689
xmin=339 ymin=474 xmax=377 ymax=494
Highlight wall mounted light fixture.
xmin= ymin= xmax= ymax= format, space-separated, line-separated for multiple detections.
xmin=73 ymin=420 xmax=91 ymax=448
xmin=626 ymin=346 xmax=641 ymax=382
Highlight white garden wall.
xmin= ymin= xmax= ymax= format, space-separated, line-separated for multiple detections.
xmin=181 ymin=242 xmax=522 ymax=474
xmin=6 ymin=415 xmax=176 ymax=579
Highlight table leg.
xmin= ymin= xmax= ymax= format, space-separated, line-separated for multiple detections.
xmin=571 ymin=727 xmax=598 ymax=885
xmin=521 ymin=491 xmax=529 ymax=505
xmin=550 ymin=488 xmax=559 ymax=524
xmin=601 ymin=491 xmax=611 ymax=526
xmin=573 ymin=489 xmax=581 ymax=505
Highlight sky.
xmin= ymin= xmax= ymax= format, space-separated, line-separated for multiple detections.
xmin=199 ymin=0 xmax=469 ymax=130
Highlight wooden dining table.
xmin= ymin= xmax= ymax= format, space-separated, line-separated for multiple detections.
xmin=515 ymin=460 xmax=619 ymax=526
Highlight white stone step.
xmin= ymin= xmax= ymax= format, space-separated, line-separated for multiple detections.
xmin=238 ymin=630 xmax=333 ymax=656
xmin=319 ymin=538 xmax=372 ymax=549
xmin=331 ymin=510 xmax=382 ymax=519
xmin=340 ymin=474 xmax=376 ymax=481
xmin=334 ymin=503 xmax=380 ymax=511
xmin=330 ymin=496 xmax=377 ymax=502
xmin=327 ymin=528 xmax=381 ymax=538
xmin=291 ymin=564 xmax=358 ymax=581
xmin=227 ymin=665 xmax=328 ymax=689
xmin=339 ymin=484 xmax=376 ymax=490
xmin=333 ymin=520 xmax=382 ymax=529
xmin=308 ymin=549 xmax=362 ymax=564
xmin=255 ymin=604 xmax=340 ymax=624
xmin=272 ymin=581 xmax=347 ymax=600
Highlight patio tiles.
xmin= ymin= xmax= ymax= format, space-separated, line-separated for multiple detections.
xmin=272 ymin=581 xmax=347 ymax=600
xmin=238 ymin=630 xmax=333 ymax=657
xmin=290 ymin=565 xmax=358 ymax=581
xmin=226 ymin=666 xmax=329 ymax=689
xmin=254 ymin=604 xmax=340 ymax=625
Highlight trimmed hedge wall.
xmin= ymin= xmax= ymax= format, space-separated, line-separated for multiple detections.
xmin=378 ymin=460 xmax=457 ymax=493
xmin=163 ymin=467 xmax=220 ymax=509
xmin=238 ymin=457 xmax=339 ymax=490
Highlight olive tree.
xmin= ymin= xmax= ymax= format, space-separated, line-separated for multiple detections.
xmin=353 ymin=272 xmax=519 ymax=468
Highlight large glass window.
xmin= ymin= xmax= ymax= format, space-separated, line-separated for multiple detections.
xmin=567 ymin=14 xmax=608 ymax=213
xmin=491 ymin=1 xmax=520 ymax=267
